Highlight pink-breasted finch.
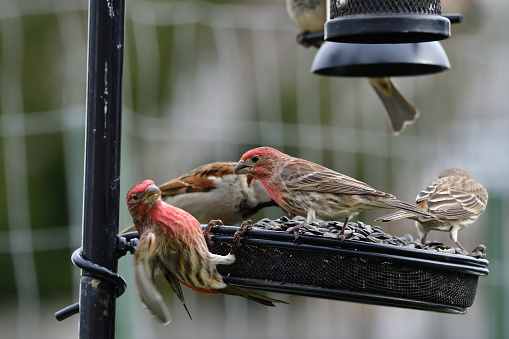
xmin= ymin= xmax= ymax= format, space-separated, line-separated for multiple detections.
xmin=376 ymin=168 xmax=488 ymax=253
xmin=126 ymin=180 xmax=285 ymax=324
xmin=233 ymin=147 xmax=437 ymax=239
xmin=286 ymin=0 xmax=420 ymax=135
xmin=121 ymin=162 xmax=277 ymax=234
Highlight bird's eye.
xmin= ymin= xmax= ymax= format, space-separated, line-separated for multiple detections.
xmin=252 ymin=155 xmax=260 ymax=163
xmin=131 ymin=195 xmax=139 ymax=201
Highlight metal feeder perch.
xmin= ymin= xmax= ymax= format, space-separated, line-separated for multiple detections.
xmin=326 ymin=0 xmax=451 ymax=43
xmin=206 ymin=225 xmax=488 ymax=314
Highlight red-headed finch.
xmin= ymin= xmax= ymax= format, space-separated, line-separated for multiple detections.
xmin=120 ymin=162 xmax=276 ymax=234
xmin=286 ymin=0 xmax=419 ymax=135
xmin=376 ymin=169 xmax=488 ymax=253
xmin=233 ymin=147 xmax=436 ymax=239
xmin=127 ymin=180 xmax=285 ymax=324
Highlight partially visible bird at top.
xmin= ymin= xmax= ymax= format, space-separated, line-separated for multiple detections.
xmin=126 ymin=180 xmax=286 ymax=324
xmin=376 ymin=168 xmax=488 ymax=254
xmin=120 ymin=162 xmax=277 ymax=234
xmin=285 ymin=0 xmax=420 ymax=135
xmin=234 ymin=146 xmax=437 ymax=239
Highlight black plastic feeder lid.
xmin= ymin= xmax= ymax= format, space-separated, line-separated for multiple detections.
xmin=325 ymin=15 xmax=451 ymax=44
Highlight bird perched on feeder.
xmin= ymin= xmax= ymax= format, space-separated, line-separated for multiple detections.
xmin=285 ymin=0 xmax=420 ymax=135
xmin=158 ymin=162 xmax=276 ymax=225
xmin=376 ymin=169 xmax=488 ymax=253
xmin=233 ymin=147 xmax=436 ymax=239
xmin=127 ymin=180 xmax=286 ymax=324
xmin=120 ymin=162 xmax=277 ymax=234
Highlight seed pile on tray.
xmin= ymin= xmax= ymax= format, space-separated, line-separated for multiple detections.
xmin=250 ymin=216 xmax=487 ymax=259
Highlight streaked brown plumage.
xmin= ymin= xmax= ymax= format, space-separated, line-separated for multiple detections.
xmin=159 ymin=162 xmax=276 ymax=225
xmin=376 ymin=169 xmax=488 ymax=253
xmin=120 ymin=162 xmax=276 ymax=234
xmin=286 ymin=0 xmax=420 ymax=135
xmin=234 ymin=147 xmax=437 ymax=239
xmin=127 ymin=180 xmax=286 ymax=324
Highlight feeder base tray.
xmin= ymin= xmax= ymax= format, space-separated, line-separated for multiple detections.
xmin=206 ymin=225 xmax=488 ymax=314
xmin=325 ymin=15 xmax=451 ymax=44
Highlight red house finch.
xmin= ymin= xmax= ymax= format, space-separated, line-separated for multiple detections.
xmin=376 ymin=169 xmax=488 ymax=253
xmin=127 ymin=180 xmax=284 ymax=324
xmin=286 ymin=0 xmax=420 ymax=135
xmin=120 ymin=162 xmax=276 ymax=234
xmin=233 ymin=147 xmax=436 ymax=239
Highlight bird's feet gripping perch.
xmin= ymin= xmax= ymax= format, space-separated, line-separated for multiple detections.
xmin=230 ymin=220 xmax=253 ymax=255
xmin=203 ymin=219 xmax=224 ymax=246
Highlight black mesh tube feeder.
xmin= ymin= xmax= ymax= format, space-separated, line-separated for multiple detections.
xmin=306 ymin=14 xmax=461 ymax=77
xmin=326 ymin=0 xmax=451 ymax=43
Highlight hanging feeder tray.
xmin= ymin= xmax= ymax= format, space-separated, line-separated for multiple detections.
xmin=326 ymin=0 xmax=450 ymax=43
xmin=206 ymin=224 xmax=489 ymax=314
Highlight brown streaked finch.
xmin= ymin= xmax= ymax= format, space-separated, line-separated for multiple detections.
xmin=126 ymin=180 xmax=285 ymax=324
xmin=233 ymin=147 xmax=436 ymax=239
xmin=286 ymin=0 xmax=420 ymax=135
xmin=120 ymin=162 xmax=277 ymax=234
xmin=376 ymin=168 xmax=488 ymax=253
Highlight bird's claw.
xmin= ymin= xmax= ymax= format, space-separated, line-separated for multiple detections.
xmin=230 ymin=220 xmax=252 ymax=255
xmin=204 ymin=219 xmax=223 ymax=246
xmin=286 ymin=226 xmax=301 ymax=240
xmin=296 ymin=31 xmax=311 ymax=48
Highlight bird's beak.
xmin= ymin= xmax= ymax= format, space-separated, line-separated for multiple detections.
xmin=233 ymin=160 xmax=252 ymax=174
xmin=144 ymin=184 xmax=161 ymax=203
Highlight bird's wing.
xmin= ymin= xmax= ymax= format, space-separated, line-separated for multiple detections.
xmin=159 ymin=264 xmax=193 ymax=320
xmin=418 ymin=177 xmax=488 ymax=219
xmin=282 ymin=163 xmax=392 ymax=197
xmin=158 ymin=162 xmax=236 ymax=195
xmin=135 ymin=231 xmax=171 ymax=325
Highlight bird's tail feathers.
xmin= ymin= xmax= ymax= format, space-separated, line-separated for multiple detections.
xmin=369 ymin=77 xmax=420 ymax=136
xmin=220 ymin=285 xmax=288 ymax=307
xmin=375 ymin=210 xmax=418 ymax=222
xmin=380 ymin=199 xmax=436 ymax=220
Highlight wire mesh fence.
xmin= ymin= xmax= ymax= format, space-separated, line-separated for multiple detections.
xmin=0 ymin=0 xmax=508 ymax=338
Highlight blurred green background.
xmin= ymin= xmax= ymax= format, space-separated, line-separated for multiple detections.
xmin=0 ymin=0 xmax=507 ymax=338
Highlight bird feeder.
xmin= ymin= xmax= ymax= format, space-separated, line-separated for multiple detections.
xmin=207 ymin=225 xmax=488 ymax=314
xmin=325 ymin=0 xmax=451 ymax=43
xmin=311 ymin=41 xmax=450 ymax=77
xmin=306 ymin=14 xmax=461 ymax=77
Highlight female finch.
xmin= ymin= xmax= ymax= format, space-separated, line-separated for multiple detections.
xmin=376 ymin=168 xmax=488 ymax=253
xmin=286 ymin=0 xmax=420 ymax=135
xmin=233 ymin=147 xmax=436 ymax=239
xmin=127 ymin=180 xmax=285 ymax=324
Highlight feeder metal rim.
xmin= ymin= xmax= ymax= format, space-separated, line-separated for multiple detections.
xmin=205 ymin=226 xmax=489 ymax=269
xmin=325 ymin=14 xmax=451 ymax=44
xmin=118 ymin=228 xmax=489 ymax=272
xmin=211 ymin=235 xmax=488 ymax=276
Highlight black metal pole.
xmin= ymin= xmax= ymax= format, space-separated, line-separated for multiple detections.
xmin=79 ymin=0 xmax=125 ymax=337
